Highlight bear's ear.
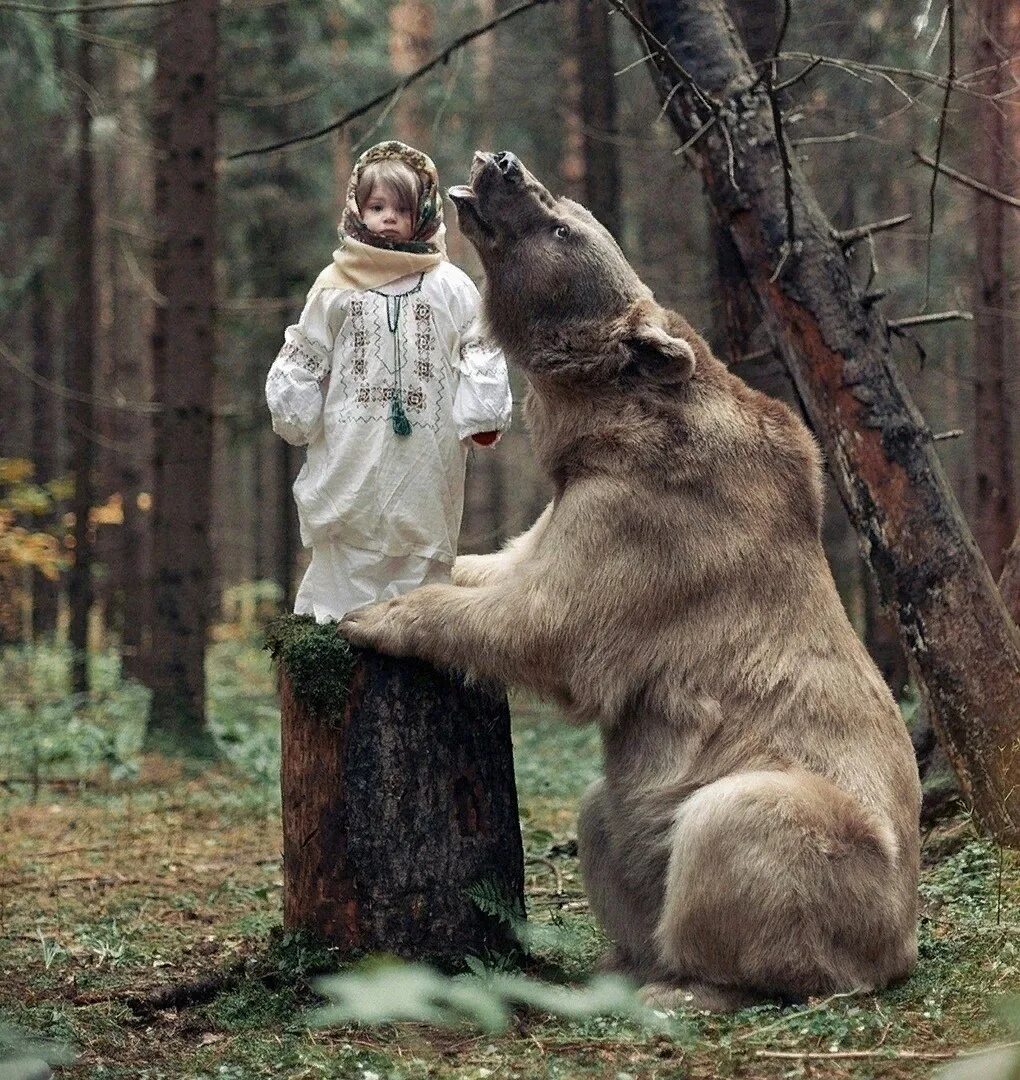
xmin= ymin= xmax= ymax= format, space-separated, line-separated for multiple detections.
xmin=623 ymin=321 xmax=697 ymax=382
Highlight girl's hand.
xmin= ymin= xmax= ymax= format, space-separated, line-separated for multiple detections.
xmin=470 ymin=431 xmax=500 ymax=446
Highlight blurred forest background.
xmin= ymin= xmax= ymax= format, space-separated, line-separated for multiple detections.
xmin=0 ymin=0 xmax=1017 ymax=740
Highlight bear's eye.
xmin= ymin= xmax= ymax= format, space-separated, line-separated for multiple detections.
xmin=553 ymin=224 xmax=570 ymax=239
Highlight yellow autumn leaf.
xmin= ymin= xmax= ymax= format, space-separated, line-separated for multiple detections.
xmin=0 ymin=457 xmax=34 ymax=485
xmin=89 ymin=492 xmax=124 ymax=526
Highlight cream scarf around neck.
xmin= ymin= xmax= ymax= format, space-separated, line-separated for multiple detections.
xmin=309 ymin=222 xmax=447 ymax=295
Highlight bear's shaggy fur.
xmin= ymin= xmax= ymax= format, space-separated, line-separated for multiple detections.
xmin=341 ymin=151 xmax=921 ymax=1010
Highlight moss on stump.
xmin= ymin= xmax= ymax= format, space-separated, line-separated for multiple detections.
xmin=264 ymin=614 xmax=357 ymax=716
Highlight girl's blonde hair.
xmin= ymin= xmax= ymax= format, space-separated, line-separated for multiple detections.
xmin=356 ymin=160 xmax=423 ymax=215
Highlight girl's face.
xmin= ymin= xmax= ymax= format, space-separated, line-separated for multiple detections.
xmin=361 ymin=182 xmax=414 ymax=242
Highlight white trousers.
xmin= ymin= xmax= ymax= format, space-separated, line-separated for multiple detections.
xmin=294 ymin=540 xmax=451 ymax=624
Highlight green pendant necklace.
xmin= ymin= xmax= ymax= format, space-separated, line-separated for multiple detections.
xmin=375 ymin=274 xmax=425 ymax=438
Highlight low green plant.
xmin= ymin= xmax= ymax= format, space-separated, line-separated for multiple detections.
xmin=937 ymin=997 xmax=1020 ymax=1080
xmin=0 ymin=645 xmax=147 ymax=781
xmin=0 ymin=1018 xmax=74 ymax=1078
xmin=309 ymin=958 xmax=661 ymax=1035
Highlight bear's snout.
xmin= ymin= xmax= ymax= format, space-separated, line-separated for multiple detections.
xmin=494 ymin=151 xmax=523 ymax=181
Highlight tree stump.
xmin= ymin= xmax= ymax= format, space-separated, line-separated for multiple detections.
xmin=266 ymin=616 xmax=525 ymax=966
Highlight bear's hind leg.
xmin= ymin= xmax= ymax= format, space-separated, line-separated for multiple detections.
xmin=650 ymin=769 xmax=915 ymax=1007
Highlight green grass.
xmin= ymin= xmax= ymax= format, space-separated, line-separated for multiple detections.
xmin=1 ymin=640 xmax=1018 ymax=1078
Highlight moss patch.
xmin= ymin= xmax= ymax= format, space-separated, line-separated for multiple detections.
xmin=263 ymin=614 xmax=358 ymax=715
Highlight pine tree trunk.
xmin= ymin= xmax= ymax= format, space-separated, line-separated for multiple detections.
xmin=389 ymin=0 xmax=433 ymax=150
xmin=275 ymin=634 xmax=524 ymax=962
xmin=30 ymin=215 xmax=62 ymax=639
xmin=635 ymin=0 xmax=1020 ymax=844
xmin=148 ymin=0 xmax=218 ymax=747
xmin=575 ymin=0 xmax=622 ymax=240
xmin=714 ymin=0 xmax=778 ymax=367
xmin=972 ymin=0 xmax=1018 ymax=578
xmin=110 ymin=51 xmax=153 ymax=684
xmin=69 ymin=22 xmax=97 ymax=695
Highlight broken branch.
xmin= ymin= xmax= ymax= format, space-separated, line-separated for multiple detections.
xmin=913 ymin=150 xmax=1020 ymax=209
xmin=888 ymin=310 xmax=973 ymax=329
xmin=833 ymin=214 xmax=912 ymax=248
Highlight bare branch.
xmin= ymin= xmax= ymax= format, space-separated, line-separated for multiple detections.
xmin=602 ymin=0 xmax=720 ymax=115
xmin=671 ymin=113 xmax=719 ymax=156
xmin=772 ymin=50 xmax=1016 ymax=102
xmin=888 ymin=310 xmax=973 ymax=329
xmin=765 ymin=0 xmax=796 ymax=250
xmin=833 ymin=214 xmax=913 ymax=249
xmin=913 ymin=150 xmax=1020 ymax=208
xmin=933 ymin=429 xmax=964 ymax=441
xmin=226 ymin=0 xmax=556 ymax=162
xmin=0 ymin=0 xmax=181 ymax=13
xmin=775 ymin=56 xmax=821 ymax=92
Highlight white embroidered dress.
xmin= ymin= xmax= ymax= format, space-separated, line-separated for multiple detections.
xmin=266 ymin=262 xmax=512 ymax=623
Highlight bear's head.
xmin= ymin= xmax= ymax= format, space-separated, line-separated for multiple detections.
xmin=449 ymin=151 xmax=696 ymax=386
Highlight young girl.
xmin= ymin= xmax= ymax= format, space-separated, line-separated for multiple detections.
xmin=266 ymin=141 xmax=512 ymax=623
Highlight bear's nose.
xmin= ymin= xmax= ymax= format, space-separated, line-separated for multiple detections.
xmin=494 ymin=151 xmax=522 ymax=180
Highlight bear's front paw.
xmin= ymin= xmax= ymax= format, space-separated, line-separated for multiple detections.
xmin=338 ymin=595 xmax=421 ymax=657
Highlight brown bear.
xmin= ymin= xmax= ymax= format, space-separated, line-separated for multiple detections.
xmin=340 ymin=150 xmax=921 ymax=1011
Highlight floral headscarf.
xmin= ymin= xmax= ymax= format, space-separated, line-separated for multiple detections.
xmin=309 ymin=141 xmax=448 ymax=296
xmin=341 ymin=141 xmax=446 ymax=255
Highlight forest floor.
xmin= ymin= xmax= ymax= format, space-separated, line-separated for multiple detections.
xmin=0 ymin=639 xmax=1018 ymax=1079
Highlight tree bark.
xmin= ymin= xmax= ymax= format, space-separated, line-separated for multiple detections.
xmin=148 ymin=0 xmax=218 ymax=746
xmin=277 ymin=646 xmax=524 ymax=963
xmin=69 ymin=21 xmax=97 ymax=694
xmin=972 ymin=0 xmax=1018 ymax=578
xmin=574 ymin=0 xmax=622 ymax=240
xmin=30 ymin=214 xmax=62 ymax=639
xmin=389 ymin=0 xmax=434 ymax=151
xmin=635 ymin=0 xmax=1020 ymax=844
xmin=110 ymin=50 xmax=153 ymax=684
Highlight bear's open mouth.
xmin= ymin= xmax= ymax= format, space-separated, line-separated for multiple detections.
xmin=447 ymin=150 xmax=496 ymax=206
xmin=448 ymin=152 xmax=499 ymax=238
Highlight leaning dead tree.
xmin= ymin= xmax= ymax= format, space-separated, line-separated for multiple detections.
xmin=632 ymin=0 xmax=1020 ymax=843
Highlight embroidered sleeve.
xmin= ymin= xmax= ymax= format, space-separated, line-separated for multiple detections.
xmin=275 ymin=326 xmax=331 ymax=379
xmin=265 ymin=290 xmax=343 ymax=446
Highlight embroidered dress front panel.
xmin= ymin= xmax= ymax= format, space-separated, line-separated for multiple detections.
xmin=333 ymin=286 xmax=446 ymax=435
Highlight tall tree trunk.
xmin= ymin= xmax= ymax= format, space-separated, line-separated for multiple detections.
xmin=389 ymin=0 xmax=433 ymax=150
xmin=972 ymin=0 xmax=1018 ymax=578
xmin=30 ymin=220 xmax=62 ymax=639
xmin=575 ymin=0 xmax=622 ymax=239
xmin=558 ymin=9 xmax=585 ymax=204
xmin=110 ymin=51 xmax=153 ymax=683
xmin=148 ymin=0 xmax=218 ymax=748
xmin=69 ymin=21 xmax=97 ymax=695
xmin=635 ymin=0 xmax=1020 ymax=844
xmin=456 ymin=0 xmax=509 ymax=553
xmin=714 ymin=0 xmax=777 ymax=365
